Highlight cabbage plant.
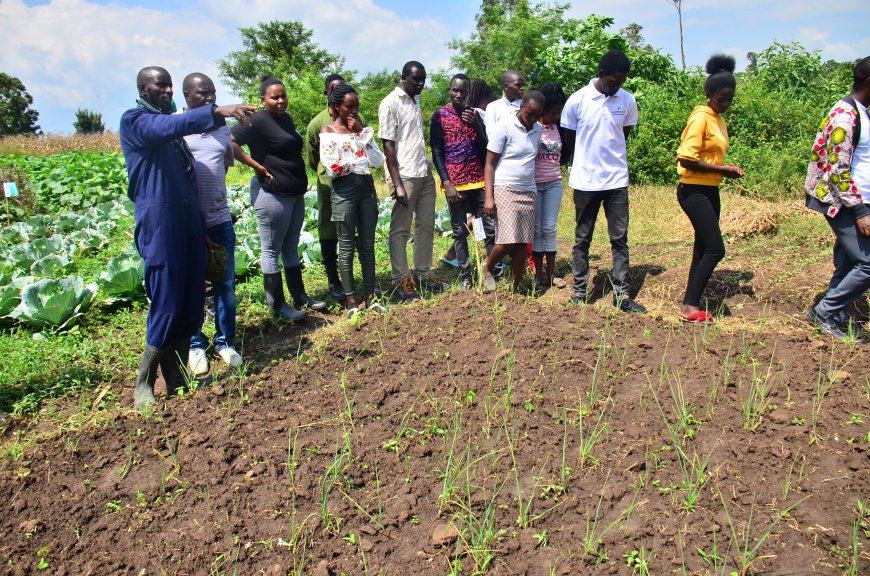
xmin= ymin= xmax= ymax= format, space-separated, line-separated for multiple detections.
xmin=12 ymin=276 xmax=97 ymax=330
xmin=234 ymin=235 xmax=259 ymax=276
xmin=30 ymin=253 xmax=72 ymax=276
xmin=0 ymin=275 xmax=33 ymax=325
xmin=98 ymin=249 xmax=144 ymax=302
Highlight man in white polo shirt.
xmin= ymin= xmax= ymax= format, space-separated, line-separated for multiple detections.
xmin=379 ymin=60 xmax=448 ymax=301
xmin=485 ymin=70 xmax=525 ymax=139
xmin=561 ymin=50 xmax=646 ymax=313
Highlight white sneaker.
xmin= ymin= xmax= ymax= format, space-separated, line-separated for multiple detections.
xmin=217 ymin=347 xmax=243 ymax=368
xmin=188 ymin=348 xmax=209 ymax=376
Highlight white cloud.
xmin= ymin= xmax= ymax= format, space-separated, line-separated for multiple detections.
xmin=0 ymin=0 xmax=459 ymax=133
xmin=0 ymin=0 xmax=231 ymax=132
xmin=196 ymin=0 xmax=455 ymax=75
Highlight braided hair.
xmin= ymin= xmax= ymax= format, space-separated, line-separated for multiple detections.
xmin=467 ymin=79 xmax=493 ymax=109
xmin=539 ymin=82 xmax=567 ymax=113
xmin=329 ymin=83 xmax=358 ymax=120
xmin=704 ymin=54 xmax=737 ymax=96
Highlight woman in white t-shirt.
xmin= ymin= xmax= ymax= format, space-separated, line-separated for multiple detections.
xmin=482 ymin=90 xmax=545 ymax=292
xmin=320 ymin=84 xmax=386 ymax=319
xmin=533 ymin=83 xmax=568 ymax=290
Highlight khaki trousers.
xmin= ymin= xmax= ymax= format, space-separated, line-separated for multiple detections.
xmin=389 ymin=174 xmax=436 ymax=284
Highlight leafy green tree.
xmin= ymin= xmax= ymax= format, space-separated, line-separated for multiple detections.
xmin=0 ymin=72 xmax=40 ymax=136
xmin=218 ymin=20 xmax=346 ymax=99
xmin=449 ymin=0 xmax=574 ymax=89
xmin=620 ymin=23 xmax=682 ymax=87
xmin=357 ymin=69 xmax=401 ymax=132
xmin=532 ymin=14 xmax=627 ymax=91
xmin=73 ymin=108 xmax=105 ymax=134
xmin=748 ymin=41 xmax=827 ymax=96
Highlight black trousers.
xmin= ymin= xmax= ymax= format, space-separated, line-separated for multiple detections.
xmin=571 ymin=187 xmax=630 ymax=298
xmin=448 ymin=188 xmax=495 ymax=281
xmin=677 ymin=183 xmax=725 ymax=307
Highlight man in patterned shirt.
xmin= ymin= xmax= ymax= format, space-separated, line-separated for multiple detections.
xmin=805 ymin=56 xmax=870 ymax=340
xmin=430 ymin=73 xmax=494 ymax=290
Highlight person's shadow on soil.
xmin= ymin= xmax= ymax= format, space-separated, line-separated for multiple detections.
xmin=193 ymin=310 xmax=333 ymax=389
xmin=700 ymin=269 xmax=755 ymax=317
xmin=587 ymin=264 xmax=666 ymax=303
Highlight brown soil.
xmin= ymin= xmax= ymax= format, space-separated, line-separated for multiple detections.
xmin=1 ymin=280 xmax=869 ymax=575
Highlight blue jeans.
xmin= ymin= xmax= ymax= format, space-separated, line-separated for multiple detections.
xmin=191 ymin=220 xmax=237 ymax=351
xmin=250 ymin=176 xmax=306 ymax=273
xmin=813 ymin=209 xmax=870 ymax=322
xmin=533 ymin=179 xmax=563 ymax=253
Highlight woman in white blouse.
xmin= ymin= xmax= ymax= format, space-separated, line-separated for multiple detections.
xmin=320 ymin=84 xmax=385 ymax=318
xmin=482 ymin=90 xmax=545 ymax=293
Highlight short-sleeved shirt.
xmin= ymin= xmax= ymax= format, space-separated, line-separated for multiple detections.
xmin=231 ymin=109 xmax=308 ymax=196
xmin=535 ymin=123 xmax=562 ymax=184
xmin=485 ymin=96 xmax=522 ymax=139
xmin=561 ymin=80 xmax=638 ymax=191
xmin=183 ymin=125 xmax=233 ymax=227
xmin=676 ymin=105 xmax=729 ymax=187
xmin=488 ymin=116 xmax=543 ymax=191
xmin=378 ymin=87 xmax=429 ymax=179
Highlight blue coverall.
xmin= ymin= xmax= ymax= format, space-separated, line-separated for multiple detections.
xmin=120 ymin=104 xmax=224 ymax=349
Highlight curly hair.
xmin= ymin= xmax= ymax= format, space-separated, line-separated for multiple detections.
xmin=704 ymin=54 xmax=737 ymax=95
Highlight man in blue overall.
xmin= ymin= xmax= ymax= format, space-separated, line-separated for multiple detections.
xmin=121 ymin=66 xmax=253 ymax=409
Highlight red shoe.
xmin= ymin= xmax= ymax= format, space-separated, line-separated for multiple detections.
xmin=681 ymin=310 xmax=714 ymax=323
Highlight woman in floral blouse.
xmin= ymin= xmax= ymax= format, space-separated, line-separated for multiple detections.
xmin=320 ymin=84 xmax=386 ymax=318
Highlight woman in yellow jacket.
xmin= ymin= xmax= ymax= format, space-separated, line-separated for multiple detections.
xmin=676 ymin=54 xmax=745 ymax=323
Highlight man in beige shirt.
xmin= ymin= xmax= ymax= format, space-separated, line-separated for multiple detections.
xmin=379 ymin=60 xmax=447 ymax=301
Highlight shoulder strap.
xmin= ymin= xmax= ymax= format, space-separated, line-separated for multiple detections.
xmin=842 ymin=95 xmax=861 ymax=149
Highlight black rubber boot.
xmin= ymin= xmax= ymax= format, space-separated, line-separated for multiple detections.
xmin=286 ymin=266 xmax=326 ymax=310
xmin=321 ymin=239 xmax=345 ymax=302
xmin=135 ymin=344 xmax=162 ymax=410
xmin=160 ymin=338 xmax=191 ymax=397
xmin=264 ymin=272 xmax=307 ymax=322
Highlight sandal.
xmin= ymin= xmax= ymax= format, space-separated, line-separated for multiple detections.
xmin=681 ymin=310 xmax=714 ymax=324
xmin=551 ymin=277 xmax=567 ymax=289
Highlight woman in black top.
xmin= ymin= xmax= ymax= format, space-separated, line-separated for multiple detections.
xmin=233 ymin=76 xmax=324 ymax=321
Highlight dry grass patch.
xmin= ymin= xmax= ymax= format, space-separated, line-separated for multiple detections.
xmin=0 ymin=132 xmax=121 ymax=155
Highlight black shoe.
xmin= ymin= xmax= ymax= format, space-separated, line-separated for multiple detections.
xmin=807 ymin=309 xmax=862 ymax=342
xmin=569 ymin=293 xmax=587 ymax=305
xmin=614 ymin=295 xmax=646 ymax=314
xmin=285 ymin=266 xmax=326 ymax=310
xmin=414 ymin=273 xmax=449 ymax=293
xmin=327 ymin=283 xmax=346 ymax=303
xmin=263 ymin=273 xmax=307 ymax=322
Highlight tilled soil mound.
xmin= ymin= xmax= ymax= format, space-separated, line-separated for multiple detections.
xmin=1 ymin=291 xmax=869 ymax=575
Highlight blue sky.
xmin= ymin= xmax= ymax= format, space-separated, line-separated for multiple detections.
xmin=4 ymin=0 xmax=869 ymax=133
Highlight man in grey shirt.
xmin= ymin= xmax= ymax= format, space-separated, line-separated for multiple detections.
xmin=182 ymin=73 xmax=242 ymax=373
